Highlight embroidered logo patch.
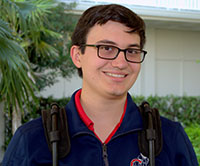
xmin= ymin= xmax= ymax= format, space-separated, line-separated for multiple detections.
xmin=130 ymin=153 xmax=149 ymax=166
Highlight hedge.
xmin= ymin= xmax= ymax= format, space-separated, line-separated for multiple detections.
xmin=185 ymin=124 xmax=200 ymax=164
xmin=132 ymin=95 xmax=200 ymax=127
xmin=3 ymin=95 xmax=200 ymax=163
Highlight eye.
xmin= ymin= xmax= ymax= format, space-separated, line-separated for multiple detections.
xmin=127 ymin=49 xmax=141 ymax=55
xmin=100 ymin=45 xmax=114 ymax=51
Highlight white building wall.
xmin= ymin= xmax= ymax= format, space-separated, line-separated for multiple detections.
xmin=155 ymin=29 xmax=200 ymax=96
xmin=41 ymin=27 xmax=200 ymax=98
xmin=41 ymin=73 xmax=82 ymax=98
xmin=142 ymin=28 xmax=157 ymax=96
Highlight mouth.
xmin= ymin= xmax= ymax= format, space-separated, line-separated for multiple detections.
xmin=104 ymin=72 xmax=127 ymax=78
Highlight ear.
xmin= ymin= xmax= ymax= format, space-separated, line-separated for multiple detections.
xmin=70 ymin=45 xmax=82 ymax=68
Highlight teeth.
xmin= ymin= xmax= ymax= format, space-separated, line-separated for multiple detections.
xmin=106 ymin=73 xmax=125 ymax=78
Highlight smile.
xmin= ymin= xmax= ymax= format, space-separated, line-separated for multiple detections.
xmin=105 ymin=72 xmax=126 ymax=78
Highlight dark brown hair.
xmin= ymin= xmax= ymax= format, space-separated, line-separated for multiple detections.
xmin=71 ymin=4 xmax=146 ymax=77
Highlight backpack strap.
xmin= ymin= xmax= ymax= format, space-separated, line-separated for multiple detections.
xmin=41 ymin=101 xmax=162 ymax=165
xmin=41 ymin=103 xmax=71 ymax=160
xmin=138 ymin=101 xmax=163 ymax=160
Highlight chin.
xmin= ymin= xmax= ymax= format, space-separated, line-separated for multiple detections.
xmin=107 ymin=89 xmax=128 ymax=98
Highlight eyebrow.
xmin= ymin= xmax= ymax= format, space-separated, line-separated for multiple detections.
xmin=96 ymin=40 xmax=116 ymax=45
xmin=95 ymin=40 xmax=141 ymax=48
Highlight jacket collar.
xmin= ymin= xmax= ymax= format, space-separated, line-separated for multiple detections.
xmin=65 ymin=90 xmax=143 ymax=138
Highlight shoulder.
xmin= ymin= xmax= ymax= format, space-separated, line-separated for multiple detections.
xmin=160 ymin=116 xmax=180 ymax=130
xmin=14 ymin=117 xmax=47 ymax=151
xmin=2 ymin=117 xmax=49 ymax=165
xmin=160 ymin=116 xmax=185 ymax=142
xmin=160 ymin=116 xmax=198 ymax=165
xmin=16 ymin=117 xmax=44 ymax=137
xmin=7 ymin=117 xmax=45 ymax=150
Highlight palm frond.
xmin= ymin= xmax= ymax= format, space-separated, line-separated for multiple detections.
xmin=0 ymin=0 xmax=27 ymax=32
xmin=0 ymin=0 xmax=59 ymax=113
xmin=0 ymin=19 xmax=13 ymax=39
xmin=42 ymin=28 xmax=62 ymax=39
xmin=37 ymin=40 xmax=59 ymax=57
xmin=26 ymin=0 xmax=56 ymax=30
xmin=0 ymin=19 xmax=38 ymax=111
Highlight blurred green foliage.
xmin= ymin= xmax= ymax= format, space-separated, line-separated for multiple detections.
xmin=31 ymin=2 xmax=79 ymax=91
xmin=185 ymin=124 xmax=200 ymax=164
xmin=132 ymin=95 xmax=200 ymax=126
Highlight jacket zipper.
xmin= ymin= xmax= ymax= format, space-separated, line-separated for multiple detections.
xmin=102 ymin=143 xmax=109 ymax=166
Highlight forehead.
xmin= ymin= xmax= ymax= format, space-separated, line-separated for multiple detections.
xmin=86 ymin=21 xmax=141 ymax=47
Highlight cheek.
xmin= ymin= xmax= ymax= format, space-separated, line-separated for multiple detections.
xmin=83 ymin=56 xmax=107 ymax=71
xmin=81 ymin=55 xmax=105 ymax=77
xmin=129 ymin=64 xmax=141 ymax=83
xmin=131 ymin=64 xmax=141 ymax=74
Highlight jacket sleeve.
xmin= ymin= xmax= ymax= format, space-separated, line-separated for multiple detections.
xmin=2 ymin=127 xmax=28 ymax=166
xmin=174 ymin=123 xmax=199 ymax=166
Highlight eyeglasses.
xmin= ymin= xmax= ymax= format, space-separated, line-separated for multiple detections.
xmin=82 ymin=44 xmax=147 ymax=63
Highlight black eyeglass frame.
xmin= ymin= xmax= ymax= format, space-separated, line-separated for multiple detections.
xmin=81 ymin=44 xmax=147 ymax=63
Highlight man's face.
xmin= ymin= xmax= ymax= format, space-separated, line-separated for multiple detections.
xmin=72 ymin=21 xmax=141 ymax=99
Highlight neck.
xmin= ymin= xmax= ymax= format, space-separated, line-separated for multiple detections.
xmin=80 ymin=89 xmax=127 ymax=118
xmin=80 ymin=89 xmax=127 ymax=142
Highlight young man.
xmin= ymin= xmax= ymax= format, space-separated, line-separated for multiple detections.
xmin=2 ymin=4 xmax=198 ymax=166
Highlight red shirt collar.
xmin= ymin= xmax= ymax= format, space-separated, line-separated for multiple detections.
xmin=75 ymin=89 xmax=94 ymax=130
xmin=75 ymin=89 xmax=127 ymax=144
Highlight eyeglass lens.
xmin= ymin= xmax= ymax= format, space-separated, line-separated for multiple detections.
xmin=98 ymin=45 xmax=144 ymax=63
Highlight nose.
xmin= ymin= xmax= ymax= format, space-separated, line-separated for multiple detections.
xmin=111 ymin=51 xmax=128 ymax=69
